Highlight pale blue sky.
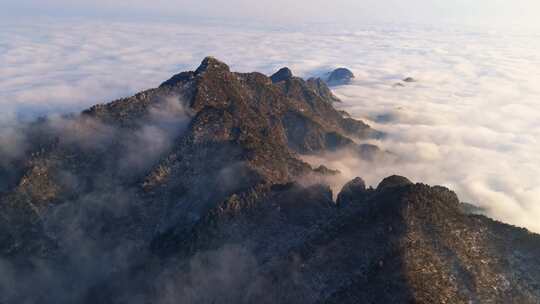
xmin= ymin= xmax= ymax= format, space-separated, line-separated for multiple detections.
xmin=2 ymin=0 xmax=540 ymax=29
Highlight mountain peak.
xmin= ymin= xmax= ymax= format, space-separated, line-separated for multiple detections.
xmin=326 ymin=67 xmax=355 ymax=86
xmin=195 ymin=56 xmax=230 ymax=75
xmin=377 ymin=175 xmax=413 ymax=190
xmin=270 ymin=67 xmax=293 ymax=83
xmin=336 ymin=177 xmax=367 ymax=207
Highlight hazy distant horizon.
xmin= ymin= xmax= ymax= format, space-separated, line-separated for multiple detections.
xmin=3 ymin=0 xmax=540 ymax=31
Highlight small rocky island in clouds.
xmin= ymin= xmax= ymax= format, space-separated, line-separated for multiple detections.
xmin=1 ymin=57 xmax=540 ymax=303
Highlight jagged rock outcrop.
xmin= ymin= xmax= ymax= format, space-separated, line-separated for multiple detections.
xmin=313 ymin=165 xmax=340 ymax=176
xmin=377 ymin=174 xmax=413 ymax=190
xmin=1 ymin=57 xmax=539 ymax=304
xmin=306 ymin=77 xmax=341 ymax=103
xmin=270 ymin=67 xmax=293 ymax=83
xmin=336 ymin=177 xmax=367 ymax=207
xmin=326 ymin=67 xmax=355 ymax=86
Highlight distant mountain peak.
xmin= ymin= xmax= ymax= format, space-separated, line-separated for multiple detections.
xmin=326 ymin=67 xmax=355 ymax=86
xmin=270 ymin=67 xmax=293 ymax=83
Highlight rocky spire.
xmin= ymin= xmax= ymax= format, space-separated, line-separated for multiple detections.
xmin=270 ymin=67 xmax=293 ymax=83
xmin=377 ymin=175 xmax=413 ymax=190
xmin=195 ymin=56 xmax=231 ymax=75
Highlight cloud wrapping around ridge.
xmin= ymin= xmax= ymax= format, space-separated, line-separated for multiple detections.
xmin=1 ymin=19 xmax=539 ymax=232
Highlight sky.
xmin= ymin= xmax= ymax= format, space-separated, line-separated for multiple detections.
xmin=2 ymin=0 xmax=540 ymax=30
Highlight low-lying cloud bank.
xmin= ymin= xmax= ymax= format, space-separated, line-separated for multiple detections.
xmin=323 ymin=32 xmax=540 ymax=232
xmin=1 ymin=19 xmax=539 ymax=232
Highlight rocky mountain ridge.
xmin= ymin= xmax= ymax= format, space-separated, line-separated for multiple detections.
xmin=0 ymin=57 xmax=539 ymax=304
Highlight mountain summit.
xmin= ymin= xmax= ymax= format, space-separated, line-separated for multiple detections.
xmin=0 ymin=57 xmax=539 ymax=304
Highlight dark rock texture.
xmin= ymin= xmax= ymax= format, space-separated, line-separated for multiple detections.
xmin=377 ymin=174 xmax=413 ymax=190
xmin=326 ymin=68 xmax=355 ymax=86
xmin=306 ymin=77 xmax=341 ymax=103
xmin=336 ymin=177 xmax=366 ymax=207
xmin=403 ymin=77 xmax=417 ymax=83
xmin=0 ymin=57 xmax=539 ymax=304
xmin=270 ymin=67 xmax=293 ymax=83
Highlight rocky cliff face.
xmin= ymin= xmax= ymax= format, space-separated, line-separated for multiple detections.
xmin=0 ymin=57 xmax=539 ymax=304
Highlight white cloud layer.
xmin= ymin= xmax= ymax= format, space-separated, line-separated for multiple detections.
xmin=1 ymin=19 xmax=539 ymax=232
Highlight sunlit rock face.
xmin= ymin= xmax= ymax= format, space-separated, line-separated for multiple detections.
xmin=1 ymin=58 xmax=540 ymax=304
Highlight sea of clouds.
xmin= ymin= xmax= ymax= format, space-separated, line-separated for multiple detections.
xmin=1 ymin=18 xmax=539 ymax=232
